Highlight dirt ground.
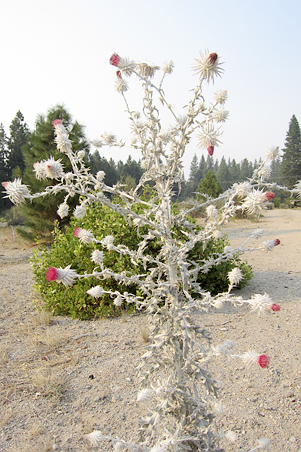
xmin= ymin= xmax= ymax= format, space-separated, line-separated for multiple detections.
xmin=0 ymin=209 xmax=300 ymax=452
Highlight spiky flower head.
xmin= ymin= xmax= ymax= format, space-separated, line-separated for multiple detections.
xmin=266 ymin=146 xmax=279 ymax=161
xmin=228 ymin=267 xmax=243 ymax=285
xmin=73 ymin=227 xmax=96 ymax=244
xmin=249 ymin=293 xmax=280 ymax=315
xmin=136 ymin=388 xmax=153 ymax=402
xmin=241 ymin=189 xmax=268 ymax=215
xmin=241 ymin=350 xmax=270 ymax=368
xmin=101 ymin=235 xmax=114 ymax=250
xmin=86 ymin=285 xmax=105 ymax=298
xmin=162 ymin=60 xmax=174 ymax=74
xmin=214 ymin=89 xmax=228 ymax=104
xmin=1 ymin=179 xmax=31 ymax=204
xmin=57 ymin=202 xmax=69 ymax=219
xmin=262 ymin=238 xmax=280 ymax=251
xmin=91 ymin=249 xmax=104 ymax=266
xmin=113 ymin=294 xmax=123 ymax=306
xmin=136 ymin=62 xmax=160 ymax=78
xmin=43 ymin=157 xmax=64 ymax=179
xmin=115 ymin=71 xmax=128 ymax=93
xmin=85 ymin=430 xmax=103 ymax=447
xmin=109 ymin=53 xmax=136 ymax=76
xmin=213 ymin=108 xmax=229 ymax=123
xmin=96 ymin=170 xmax=106 ymax=181
xmin=198 ymin=123 xmax=221 ymax=150
xmin=206 ymin=205 xmax=218 ymax=219
xmin=33 ymin=161 xmax=47 ymax=180
xmin=73 ymin=205 xmax=86 ymax=219
xmin=193 ymin=50 xmax=223 ymax=83
xmin=45 ymin=265 xmax=77 ymax=286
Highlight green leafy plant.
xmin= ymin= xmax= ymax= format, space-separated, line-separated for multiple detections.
xmin=32 ymin=203 xmax=252 ymax=319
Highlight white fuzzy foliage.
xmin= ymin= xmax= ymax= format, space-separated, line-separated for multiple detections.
xmin=6 ymin=52 xmax=297 ymax=452
xmin=57 ymin=202 xmax=69 ymax=219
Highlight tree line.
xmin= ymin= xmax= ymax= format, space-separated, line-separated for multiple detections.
xmin=1 ymin=106 xmax=300 ymax=235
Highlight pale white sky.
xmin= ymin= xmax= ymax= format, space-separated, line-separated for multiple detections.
xmin=1 ymin=0 xmax=300 ymax=177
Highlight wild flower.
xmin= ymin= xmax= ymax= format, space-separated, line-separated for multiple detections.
xmin=73 ymin=227 xmax=96 ymax=244
xmin=1 ymin=179 xmax=31 ymax=204
xmin=57 ymin=202 xmax=69 ymax=219
xmin=45 ymin=265 xmax=77 ymax=287
xmin=4 ymin=50 xmax=299 ymax=452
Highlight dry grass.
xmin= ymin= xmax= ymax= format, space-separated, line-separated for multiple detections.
xmin=140 ymin=325 xmax=150 ymax=343
xmin=31 ymin=367 xmax=67 ymax=399
xmin=0 ymin=346 xmax=8 ymax=364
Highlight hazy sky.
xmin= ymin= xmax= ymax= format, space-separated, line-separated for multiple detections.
xmin=1 ymin=0 xmax=300 ymax=177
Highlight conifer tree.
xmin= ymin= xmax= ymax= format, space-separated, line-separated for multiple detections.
xmin=217 ymin=156 xmax=231 ymax=191
xmin=184 ymin=153 xmax=199 ymax=198
xmin=196 ymin=169 xmax=222 ymax=201
xmin=20 ymin=105 xmax=89 ymax=239
xmin=7 ymin=111 xmax=29 ymax=178
xmin=281 ymin=115 xmax=301 ymax=188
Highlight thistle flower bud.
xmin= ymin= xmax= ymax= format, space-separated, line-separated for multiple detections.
xmin=228 ymin=267 xmax=243 ymax=285
xmin=207 ymin=145 xmax=214 ymax=156
xmin=136 ymin=388 xmax=153 ymax=402
xmin=57 ymin=202 xmax=69 ymax=219
xmin=86 ymin=286 xmax=105 ymax=298
xmin=264 ymin=191 xmax=275 ymax=200
xmin=73 ymin=227 xmax=96 ymax=244
xmin=45 ymin=265 xmax=77 ymax=286
xmin=85 ymin=430 xmax=103 ymax=447
xmin=262 ymin=239 xmax=280 ymax=251
xmin=74 ymin=205 xmax=86 ymax=219
xmin=241 ymin=350 xmax=270 ymax=368
xmin=91 ymin=249 xmax=104 ymax=265
xmin=208 ymin=52 xmax=218 ymax=65
xmin=110 ymin=53 xmax=121 ymax=67
xmin=1 ymin=179 xmax=31 ymax=204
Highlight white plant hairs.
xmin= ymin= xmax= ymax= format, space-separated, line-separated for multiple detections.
xmin=3 ymin=51 xmax=301 ymax=451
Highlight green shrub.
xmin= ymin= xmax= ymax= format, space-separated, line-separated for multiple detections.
xmin=31 ymin=204 xmax=252 ymax=319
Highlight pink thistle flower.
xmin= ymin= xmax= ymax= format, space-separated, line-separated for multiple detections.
xmin=73 ymin=227 xmax=82 ymax=237
xmin=73 ymin=227 xmax=96 ymax=244
xmin=116 ymin=70 xmax=122 ymax=79
xmin=241 ymin=350 xmax=270 ymax=368
xmin=256 ymin=354 xmax=269 ymax=368
xmin=110 ymin=53 xmax=121 ymax=67
xmin=207 ymin=145 xmax=214 ymax=156
xmin=264 ymin=191 xmax=275 ymax=200
xmin=46 ymin=267 xmax=58 ymax=281
xmin=208 ymin=52 xmax=218 ymax=65
xmin=45 ymin=265 xmax=77 ymax=286
xmin=273 ymin=238 xmax=280 ymax=246
xmin=270 ymin=303 xmax=280 ymax=312
xmin=53 ymin=119 xmax=62 ymax=127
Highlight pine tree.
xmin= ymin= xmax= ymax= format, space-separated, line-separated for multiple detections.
xmin=20 ymin=105 xmax=89 ymax=239
xmin=7 ymin=111 xmax=29 ymax=178
xmin=217 ymin=156 xmax=231 ymax=191
xmin=281 ymin=115 xmax=301 ymax=188
xmin=240 ymin=158 xmax=252 ymax=180
xmin=196 ymin=169 xmax=222 ymax=201
xmin=184 ymin=154 xmax=199 ymax=198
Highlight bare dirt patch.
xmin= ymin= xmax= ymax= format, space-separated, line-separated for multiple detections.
xmin=0 ymin=210 xmax=300 ymax=451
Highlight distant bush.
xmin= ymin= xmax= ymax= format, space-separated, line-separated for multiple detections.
xmin=32 ymin=204 xmax=252 ymax=320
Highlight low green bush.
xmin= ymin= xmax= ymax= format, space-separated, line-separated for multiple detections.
xmin=31 ymin=204 xmax=252 ymax=319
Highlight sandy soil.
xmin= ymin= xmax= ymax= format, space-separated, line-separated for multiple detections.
xmin=0 ymin=209 xmax=300 ymax=452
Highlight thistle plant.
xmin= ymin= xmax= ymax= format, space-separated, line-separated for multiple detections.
xmin=2 ymin=50 xmax=300 ymax=451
